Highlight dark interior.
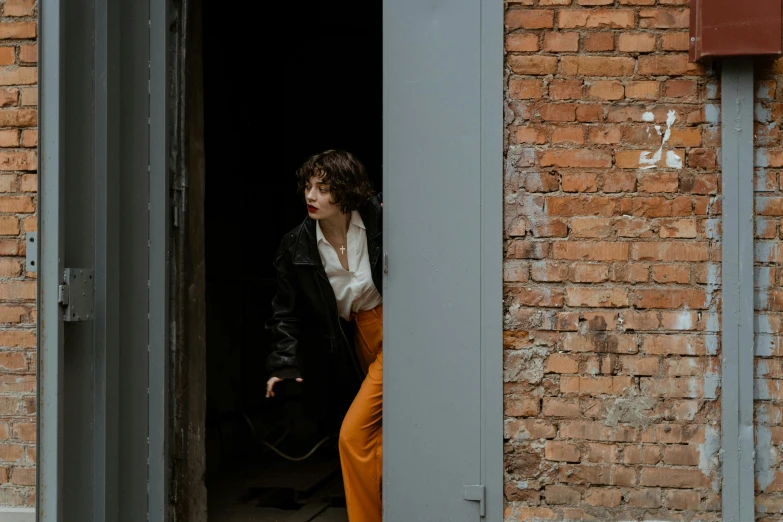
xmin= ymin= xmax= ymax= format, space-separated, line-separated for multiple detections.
xmin=202 ymin=2 xmax=382 ymax=520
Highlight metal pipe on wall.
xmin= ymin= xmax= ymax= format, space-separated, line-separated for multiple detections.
xmin=720 ymin=58 xmax=756 ymax=522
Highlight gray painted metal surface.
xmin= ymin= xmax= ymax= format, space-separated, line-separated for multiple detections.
xmin=480 ymin=0 xmax=504 ymax=518
xmin=720 ymin=58 xmax=755 ymax=522
xmin=93 ymin=0 xmax=120 ymax=518
xmin=149 ymin=0 xmax=171 ymax=518
xmin=39 ymin=0 xmax=168 ymax=518
xmin=383 ymin=0 xmax=503 ymax=520
xmin=118 ymin=0 xmax=152 ymax=518
xmin=61 ymin=0 xmax=97 ymax=517
xmin=25 ymin=233 xmax=36 ymax=273
xmin=38 ymin=0 xmax=65 ymax=518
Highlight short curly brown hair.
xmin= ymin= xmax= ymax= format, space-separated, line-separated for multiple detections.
xmin=296 ymin=150 xmax=375 ymax=213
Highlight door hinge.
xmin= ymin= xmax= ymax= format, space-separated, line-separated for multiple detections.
xmin=58 ymin=268 xmax=95 ymax=322
xmin=463 ymin=484 xmax=486 ymax=517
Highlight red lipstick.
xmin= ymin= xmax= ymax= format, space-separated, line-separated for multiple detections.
xmin=307 ymin=205 xmax=318 ymax=212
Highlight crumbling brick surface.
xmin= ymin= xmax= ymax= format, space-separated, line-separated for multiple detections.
xmin=503 ymin=1 xmax=724 ymax=520
xmin=0 ymin=0 xmax=38 ymax=509
xmin=754 ymin=64 xmax=783 ymax=521
xmin=0 ymin=0 xmax=82 ymax=511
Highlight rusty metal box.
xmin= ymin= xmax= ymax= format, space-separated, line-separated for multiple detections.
xmin=690 ymin=0 xmax=783 ymax=61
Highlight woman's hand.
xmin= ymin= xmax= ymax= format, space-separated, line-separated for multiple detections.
xmin=266 ymin=376 xmax=303 ymax=398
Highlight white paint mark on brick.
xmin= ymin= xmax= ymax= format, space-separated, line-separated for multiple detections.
xmin=642 ymin=111 xmax=655 ymax=122
xmin=665 ymin=149 xmax=683 ymax=169
xmin=756 ymin=423 xmax=776 ymax=491
xmin=705 ymin=264 xmax=719 ymax=307
xmin=757 ymin=359 xmax=770 ymax=378
xmin=639 ymin=110 xmax=679 ymax=170
xmin=756 ymin=314 xmax=774 ymax=334
xmin=675 ymin=311 xmax=693 ymax=331
xmin=705 ymin=334 xmax=718 ymax=355
xmin=755 ymin=288 xmax=770 ymax=311
xmin=755 ymin=378 xmax=778 ymax=400
xmin=698 ymin=425 xmax=721 ymax=491
xmin=704 ymin=370 xmax=719 ymax=399
xmin=706 ymin=82 xmax=719 ymax=98
xmin=755 ymin=334 xmax=781 ymax=357
xmin=756 ymin=148 xmax=770 ymax=168
xmin=705 ymin=313 xmax=720 ymax=333
xmin=756 ymin=102 xmax=772 ymax=122
xmin=756 ymin=268 xmax=774 ymax=289
xmin=704 ymin=104 xmax=720 ymax=124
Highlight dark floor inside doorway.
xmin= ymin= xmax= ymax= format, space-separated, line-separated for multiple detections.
xmin=201 ymin=1 xmax=381 ymax=521
xmin=207 ymin=454 xmax=347 ymax=522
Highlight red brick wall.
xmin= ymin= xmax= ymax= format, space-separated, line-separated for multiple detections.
xmin=0 ymin=0 xmax=38 ymax=509
xmin=502 ymin=1 xmax=724 ymax=519
xmin=755 ymin=63 xmax=783 ymax=518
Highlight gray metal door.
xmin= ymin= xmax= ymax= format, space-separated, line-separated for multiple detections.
xmin=38 ymin=0 xmax=170 ymax=520
xmin=383 ymin=1 xmax=503 ymax=520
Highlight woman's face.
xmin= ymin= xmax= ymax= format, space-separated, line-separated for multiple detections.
xmin=305 ymin=175 xmax=341 ymax=220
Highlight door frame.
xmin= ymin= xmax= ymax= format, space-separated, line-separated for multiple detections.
xmin=37 ymin=0 xmax=504 ymax=519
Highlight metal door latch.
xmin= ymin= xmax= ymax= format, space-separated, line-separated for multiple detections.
xmin=58 ymin=268 xmax=95 ymax=322
xmin=463 ymin=484 xmax=486 ymax=517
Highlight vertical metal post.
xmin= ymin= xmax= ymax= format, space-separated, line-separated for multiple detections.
xmin=38 ymin=0 xmax=65 ymax=519
xmin=720 ymin=58 xmax=755 ymax=522
xmin=94 ymin=0 xmax=120 ymax=518
xmin=480 ymin=0 xmax=504 ymax=518
xmin=148 ymin=0 xmax=171 ymax=518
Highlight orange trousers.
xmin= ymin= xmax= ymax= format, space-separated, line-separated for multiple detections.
xmin=339 ymin=304 xmax=383 ymax=522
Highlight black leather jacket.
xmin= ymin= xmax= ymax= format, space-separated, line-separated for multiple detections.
xmin=266 ymin=197 xmax=383 ymax=383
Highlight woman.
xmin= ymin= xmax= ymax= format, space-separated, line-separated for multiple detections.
xmin=266 ymin=149 xmax=383 ymax=522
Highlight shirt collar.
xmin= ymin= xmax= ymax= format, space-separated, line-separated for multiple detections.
xmin=315 ymin=211 xmax=365 ymax=245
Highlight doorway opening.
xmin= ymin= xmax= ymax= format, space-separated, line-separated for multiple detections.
xmin=201 ymin=2 xmax=382 ymax=520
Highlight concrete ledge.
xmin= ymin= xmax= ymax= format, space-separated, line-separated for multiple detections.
xmin=0 ymin=508 xmax=35 ymax=522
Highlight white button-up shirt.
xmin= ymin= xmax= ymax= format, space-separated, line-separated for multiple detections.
xmin=316 ymin=211 xmax=383 ymax=321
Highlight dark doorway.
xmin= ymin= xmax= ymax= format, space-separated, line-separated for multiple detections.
xmin=202 ymin=1 xmax=382 ymax=520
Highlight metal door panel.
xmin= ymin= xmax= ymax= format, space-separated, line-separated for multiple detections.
xmin=383 ymin=0 xmax=502 ymax=520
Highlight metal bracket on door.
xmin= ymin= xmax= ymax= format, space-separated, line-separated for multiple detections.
xmin=463 ymin=484 xmax=486 ymax=517
xmin=58 ymin=268 xmax=95 ymax=322
xmin=25 ymin=233 xmax=36 ymax=273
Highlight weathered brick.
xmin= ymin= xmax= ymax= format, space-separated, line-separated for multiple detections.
xmin=634 ymin=288 xmax=708 ymax=309
xmin=509 ymin=78 xmax=544 ymax=100
xmin=508 ymin=55 xmax=558 ymax=75
xmin=549 ymin=79 xmax=583 ymax=100
xmin=506 ymin=10 xmax=555 ymax=30
xmin=639 ymin=8 xmax=690 ymax=29
xmin=504 ymin=418 xmax=557 ymax=440
xmin=560 ymin=375 xmax=633 ymax=395
xmin=628 ymin=488 xmax=662 ymax=508
xmin=553 ymin=242 xmax=629 ymax=261
xmin=618 ymin=33 xmax=656 ymax=53
xmin=545 ymin=441 xmax=581 ymax=463
xmin=586 ymin=80 xmax=624 ymax=101
xmin=559 ymin=10 xmax=635 ymax=29
xmin=625 ymin=81 xmax=660 ymax=100
xmin=560 ymin=56 xmax=635 ymax=77
xmin=663 ymin=445 xmax=699 ymax=466
xmin=543 ymin=32 xmax=579 ymax=52
xmin=584 ymin=487 xmax=622 ymax=507
xmin=551 ymin=127 xmax=585 ymax=145
xmin=540 ymin=150 xmax=611 ymax=168
xmin=542 ymin=397 xmax=580 ymax=417
xmin=638 ymin=54 xmax=702 ymax=76
xmin=583 ymin=32 xmax=614 ymax=52
xmin=641 ymin=467 xmax=709 ymax=488
xmin=4 ymin=0 xmax=35 ymax=17
xmin=662 ymin=32 xmax=690 ymax=51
